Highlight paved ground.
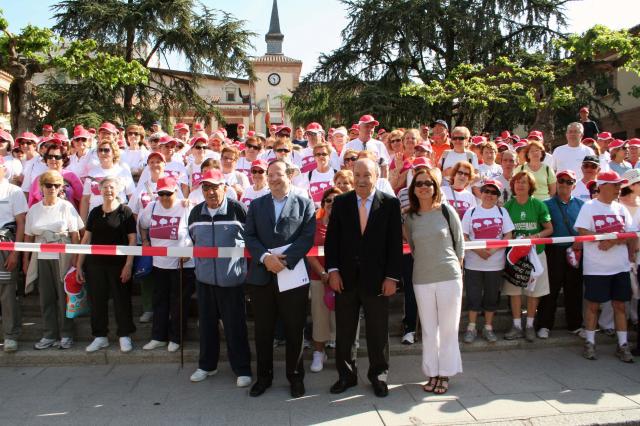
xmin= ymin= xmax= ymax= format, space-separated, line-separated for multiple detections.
xmin=2 ymin=342 xmax=640 ymax=425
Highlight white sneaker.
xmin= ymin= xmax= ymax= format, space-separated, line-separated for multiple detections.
xmin=143 ymin=340 xmax=167 ymax=350
xmin=33 ymin=338 xmax=59 ymax=350
xmin=537 ymin=328 xmax=550 ymax=339
xmin=3 ymin=339 xmax=17 ymax=353
xmin=119 ymin=337 xmax=133 ymax=353
xmin=236 ymin=375 xmax=252 ymax=387
xmin=139 ymin=312 xmax=153 ymax=323
xmin=310 ymin=351 xmax=327 ymax=373
xmin=168 ymin=342 xmax=180 ymax=352
xmin=86 ymin=337 xmax=109 ymax=353
xmin=190 ymin=368 xmax=217 ymax=382
xmin=402 ymin=332 xmax=416 ymax=345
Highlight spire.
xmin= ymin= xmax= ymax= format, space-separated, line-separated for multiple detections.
xmin=265 ymin=0 xmax=284 ymax=55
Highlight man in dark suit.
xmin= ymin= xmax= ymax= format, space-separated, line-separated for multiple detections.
xmin=325 ymin=158 xmax=403 ymax=397
xmin=244 ymin=159 xmax=316 ymax=398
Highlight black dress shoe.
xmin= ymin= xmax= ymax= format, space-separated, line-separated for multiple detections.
xmin=371 ymin=379 xmax=388 ymax=397
xmin=330 ymin=376 xmax=357 ymax=394
xmin=249 ymin=380 xmax=272 ymax=397
xmin=290 ymin=381 xmax=305 ymax=398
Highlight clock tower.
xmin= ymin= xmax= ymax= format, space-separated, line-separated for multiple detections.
xmin=251 ymin=0 xmax=302 ymax=132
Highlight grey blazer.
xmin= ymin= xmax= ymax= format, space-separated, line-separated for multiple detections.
xmin=244 ymin=191 xmax=316 ymax=286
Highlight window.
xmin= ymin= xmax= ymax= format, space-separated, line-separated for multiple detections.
xmin=594 ymin=72 xmax=616 ymax=97
xmin=226 ymin=90 xmax=236 ymax=102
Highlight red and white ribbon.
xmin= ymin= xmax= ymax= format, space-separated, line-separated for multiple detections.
xmin=2 ymin=232 xmax=637 ymax=258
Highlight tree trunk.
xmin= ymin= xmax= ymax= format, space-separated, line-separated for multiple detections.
xmin=8 ymin=77 xmax=38 ymax=133
xmin=123 ymin=0 xmax=136 ymax=113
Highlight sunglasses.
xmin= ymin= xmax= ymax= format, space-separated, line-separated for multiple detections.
xmin=43 ymin=183 xmax=62 ymax=189
xmin=127 ymin=132 xmax=140 ymax=137
xmin=246 ymin=143 xmax=261 ymax=150
xmin=344 ymin=156 xmax=358 ymax=162
xmin=157 ymin=191 xmax=174 ymax=197
xmin=275 ymin=148 xmax=290 ymax=153
xmin=45 ymin=154 xmax=64 ymax=161
xmin=193 ymin=145 xmax=207 ymax=150
xmin=314 ymin=152 xmax=329 ymax=157
xmin=202 ymin=183 xmax=223 ymax=191
xmin=582 ymin=163 xmax=598 ymax=169
xmin=389 ymin=139 xmax=402 ymax=143
xmin=456 ymin=170 xmax=471 ymax=177
xmin=98 ymin=148 xmax=112 ymax=153
xmin=557 ymin=178 xmax=576 ymax=185
xmin=251 ymin=169 xmax=265 ymax=174
xmin=74 ymin=138 xmax=88 ymax=143
xmin=414 ymin=180 xmax=435 ymax=188
xmin=481 ymin=188 xmax=500 ymax=196
xmin=452 ymin=136 xmax=467 ymax=141
xmin=19 ymin=141 xmax=35 ymax=145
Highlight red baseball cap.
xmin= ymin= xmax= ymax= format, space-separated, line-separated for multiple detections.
xmin=305 ymin=122 xmax=324 ymax=134
xmin=250 ymin=159 xmax=268 ymax=170
xmin=16 ymin=132 xmax=39 ymax=144
xmin=237 ymin=123 xmax=245 ymax=129
xmin=276 ymin=125 xmax=292 ymax=135
xmin=158 ymin=135 xmax=178 ymax=146
xmin=556 ymin=170 xmax=577 ymax=180
xmin=200 ymin=169 xmax=225 ymax=185
xmin=349 ymin=124 xmax=359 ymax=132
xmin=596 ymin=171 xmax=627 ymax=185
xmin=156 ymin=176 xmax=178 ymax=192
xmin=42 ymin=124 xmax=53 ymax=132
xmin=527 ymin=130 xmax=543 ymax=140
xmin=414 ymin=141 xmax=432 ymax=153
xmin=581 ymin=137 xmax=596 ymax=145
xmin=628 ymin=138 xmax=640 ymax=147
xmin=174 ymin=123 xmax=189 ymax=132
xmin=500 ymin=131 xmax=511 ymax=139
xmin=193 ymin=123 xmax=204 ymax=132
xmin=597 ymin=132 xmax=613 ymax=140
xmin=72 ymin=128 xmax=91 ymax=140
xmin=189 ymin=135 xmax=208 ymax=146
xmin=98 ymin=122 xmax=118 ymax=134
xmin=496 ymin=142 xmax=510 ymax=151
xmin=358 ymin=114 xmax=379 ymax=126
xmin=513 ymin=141 xmax=528 ymax=150
xmin=480 ymin=179 xmax=502 ymax=191
xmin=0 ymin=130 xmax=14 ymax=143
xmin=412 ymin=157 xmax=433 ymax=169
xmin=608 ymin=139 xmax=627 ymax=150
xmin=147 ymin=152 xmax=166 ymax=163
xmin=580 ymin=106 xmax=589 ymax=113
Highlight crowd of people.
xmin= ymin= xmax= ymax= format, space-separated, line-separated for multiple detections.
xmin=0 ymin=106 xmax=638 ymax=398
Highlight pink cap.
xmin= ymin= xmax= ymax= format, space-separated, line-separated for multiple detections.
xmin=147 ymin=152 xmax=166 ymax=163
xmin=412 ymin=157 xmax=433 ymax=169
xmin=42 ymin=124 xmax=53 ymax=132
xmin=189 ymin=136 xmax=208 ymax=146
xmin=349 ymin=124 xmax=359 ymax=132
xmin=158 ymin=135 xmax=178 ymax=146
xmin=527 ymin=130 xmax=543 ymax=140
xmin=358 ymin=114 xmax=379 ymax=126
xmin=628 ymin=138 xmax=640 ymax=147
xmin=556 ymin=170 xmax=577 ymax=180
xmin=250 ymin=159 xmax=268 ymax=170
xmin=608 ymin=139 xmax=627 ymax=150
xmin=596 ymin=171 xmax=628 ymax=185
xmin=597 ymin=132 xmax=613 ymax=140
xmin=581 ymin=137 xmax=596 ymax=145
xmin=0 ymin=130 xmax=14 ymax=143
xmin=98 ymin=122 xmax=118 ymax=134
xmin=16 ymin=132 xmax=39 ymax=144
xmin=414 ymin=141 xmax=432 ymax=153
xmin=513 ymin=141 xmax=528 ymax=150
xmin=305 ymin=122 xmax=324 ymax=134
xmin=275 ymin=125 xmax=292 ymax=135
xmin=481 ymin=179 xmax=503 ymax=191
xmin=72 ymin=128 xmax=91 ymax=140
xmin=496 ymin=142 xmax=510 ymax=150
xmin=156 ymin=176 xmax=178 ymax=192
xmin=580 ymin=106 xmax=589 ymax=113
xmin=200 ymin=169 xmax=225 ymax=185
xmin=174 ymin=122 xmax=189 ymax=132
xmin=500 ymin=131 xmax=511 ymax=139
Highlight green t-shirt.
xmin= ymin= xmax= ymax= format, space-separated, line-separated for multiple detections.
xmin=504 ymin=196 xmax=551 ymax=254
xmin=515 ymin=163 xmax=556 ymax=201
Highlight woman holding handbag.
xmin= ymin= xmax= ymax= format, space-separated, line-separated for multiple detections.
xmin=76 ymin=176 xmax=138 ymax=352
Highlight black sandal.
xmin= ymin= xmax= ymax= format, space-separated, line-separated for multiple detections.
xmin=434 ymin=376 xmax=449 ymax=394
xmin=422 ymin=376 xmax=438 ymax=392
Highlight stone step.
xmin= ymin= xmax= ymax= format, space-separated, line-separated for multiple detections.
xmin=0 ymin=330 xmax=615 ymax=367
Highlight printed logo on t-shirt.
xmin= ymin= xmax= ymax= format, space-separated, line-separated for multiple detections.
xmin=472 ymin=217 xmax=503 ymax=239
xmin=149 ymin=214 xmax=181 ymax=240
xmin=593 ymin=214 xmax=625 ymax=233
xmin=300 ymin=155 xmax=317 ymax=173
xmin=164 ymin=170 xmax=181 ymax=180
xmin=448 ymin=199 xmax=470 ymax=218
xmin=191 ymin=172 xmax=203 ymax=188
xmin=309 ymin=181 xmax=331 ymax=203
xmin=90 ymin=177 xmax=103 ymax=195
xmin=140 ymin=192 xmax=154 ymax=209
xmin=240 ymin=197 xmax=252 ymax=208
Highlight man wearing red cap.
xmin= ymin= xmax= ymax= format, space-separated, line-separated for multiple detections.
xmin=41 ymin=124 xmax=54 ymax=139
xmin=347 ymin=124 xmax=359 ymax=141
xmin=551 ymin=122 xmax=595 ymax=180
xmin=173 ymin=123 xmax=190 ymax=143
xmin=579 ymin=106 xmax=599 ymax=140
xmin=342 ymin=115 xmax=390 ymax=177
xmin=17 ymin=132 xmax=43 ymax=195
xmin=575 ymin=171 xmax=635 ymax=362
xmin=596 ymin=132 xmax=613 ymax=171
xmin=236 ymin=123 xmax=247 ymax=143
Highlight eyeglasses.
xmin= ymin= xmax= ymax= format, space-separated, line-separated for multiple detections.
xmin=157 ymin=191 xmax=174 ymax=197
xmin=314 ymin=152 xmax=329 ymax=157
xmin=43 ymin=183 xmax=61 ymax=189
xmin=246 ymin=143 xmax=261 ymax=150
xmin=452 ymin=136 xmax=467 ymax=141
xmin=323 ymin=197 xmax=335 ymax=204
xmin=98 ymin=148 xmax=112 ymax=154
xmin=389 ymin=139 xmax=402 ymax=143
xmin=481 ymin=188 xmax=500 ymax=196
xmin=193 ymin=145 xmax=207 ymax=150
xmin=201 ymin=183 xmax=224 ymax=191
xmin=344 ymin=156 xmax=358 ymax=162
xmin=456 ymin=170 xmax=471 ymax=177
xmin=251 ymin=169 xmax=265 ymax=175
xmin=557 ymin=178 xmax=576 ymax=185
xmin=582 ymin=163 xmax=598 ymax=169
xmin=19 ymin=141 xmax=35 ymax=145
xmin=414 ymin=180 xmax=435 ymax=188
xmin=275 ymin=148 xmax=290 ymax=153
xmin=45 ymin=154 xmax=64 ymax=161
xmin=74 ymin=138 xmax=88 ymax=143
xmin=127 ymin=132 xmax=140 ymax=137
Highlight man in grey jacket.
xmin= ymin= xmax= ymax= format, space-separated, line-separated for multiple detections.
xmin=187 ymin=169 xmax=252 ymax=387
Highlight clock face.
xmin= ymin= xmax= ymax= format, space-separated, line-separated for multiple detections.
xmin=268 ymin=73 xmax=281 ymax=86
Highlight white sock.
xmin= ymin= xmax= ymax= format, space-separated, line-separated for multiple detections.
xmin=526 ymin=317 xmax=535 ymax=328
xmin=585 ymin=330 xmax=596 ymax=344
xmin=484 ymin=324 xmax=493 ymax=331
xmin=467 ymin=322 xmax=476 ymax=331
xmin=617 ymin=331 xmax=628 ymax=346
xmin=513 ymin=319 xmax=522 ymax=329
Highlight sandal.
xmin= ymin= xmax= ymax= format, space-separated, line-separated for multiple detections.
xmin=434 ymin=376 xmax=449 ymax=395
xmin=422 ymin=376 xmax=438 ymax=393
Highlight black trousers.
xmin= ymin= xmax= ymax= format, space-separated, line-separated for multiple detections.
xmin=536 ymin=245 xmax=583 ymax=331
xmin=197 ymin=281 xmax=252 ymax=377
xmin=86 ymin=263 xmax=136 ymax=338
xmin=151 ymin=266 xmax=195 ymax=344
xmin=335 ymin=287 xmax=389 ymax=381
xmin=401 ymin=254 xmax=417 ymax=333
xmin=248 ymin=278 xmax=308 ymax=384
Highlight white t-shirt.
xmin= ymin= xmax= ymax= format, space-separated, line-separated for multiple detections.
xmin=21 ymin=159 xmax=48 ymax=192
xmin=341 ymin=138 xmax=391 ymax=166
xmin=551 ymin=144 xmax=594 ymax=179
xmin=3 ymin=155 xmax=23 ymax=182
xmin=25 ymin=199 xmax=83 ymax=260
xmin=302 ymin=169 xmax=336 ymax=204
xmin=440 ymin=150 xmax=479 ymax=171
xmin=224 ymin=171 xmax=250 ymax=189
xmin=121 ymin=149 xmax=149 ymax=175
xmin=0 ymin=179 xmax=28 ymax=227
xmin=442 ymin=186 xmax=477 ymax=219
xmin=138 ymin=161 xmax=188 ymax=188
xmin=240 ymin=185 xmax=270 ymax=208
xmin=476 ymin=163 xmax=502 ymax=180
xmin=82 ymin=165 xmax=136 ymax=211
xmin=376 ymin=178 xmax=395 ymax=197
xmin=574 ymin=199 xmax=633 ymax=276
xmin=461 ymin=205 xmax=515 ymax=271
xmin=235 ymin=157 xmax=255 ymax=180
xmin=137 ymin=201 xmax=194 ymax=269
xmin=572 ymin=180 xmax=592 ymax=202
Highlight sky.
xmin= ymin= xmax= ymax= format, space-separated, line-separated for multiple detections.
xmin=2 ymin=0 xmax=639 ymax=77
